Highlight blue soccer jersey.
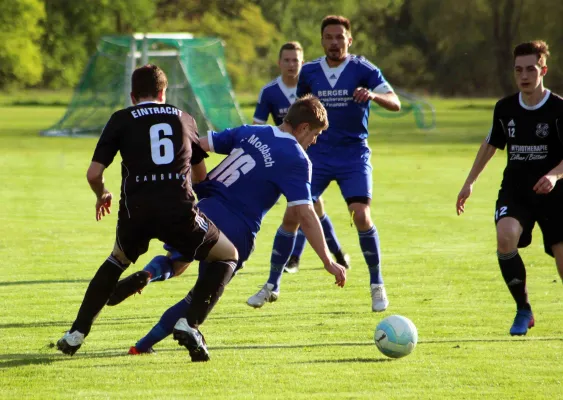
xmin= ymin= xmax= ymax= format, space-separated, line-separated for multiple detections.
xmin=297 ymin=55 xmax=393 ymax=145
xmin=196 ymin=125 xmax=312 ymax=235
xmin=253 ymin=77 xmax=298 ymax=125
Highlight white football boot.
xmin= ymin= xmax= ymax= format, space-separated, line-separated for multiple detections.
xmin=247 ymin=283 xmax=279 ymax=308
xmin=56 ymin=330 xmax=85 ymax=355
xmin=371 ymin=284 xmax=389 ymax=312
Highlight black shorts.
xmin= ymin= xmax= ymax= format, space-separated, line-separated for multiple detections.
xmin=495 ymin=184 xmax=563 ymax=257
xmin=115 ymin=202 xmax=219 ymax=263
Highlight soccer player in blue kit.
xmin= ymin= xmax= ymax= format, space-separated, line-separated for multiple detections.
xmin=120 ymin=95 xmax=347 ymax=361
xmin=247 ymin=15 xmax=401 ymax=311
xmin=253 ymin=41 xmax=350 ymax=274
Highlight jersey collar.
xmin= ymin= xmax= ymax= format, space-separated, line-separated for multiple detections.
xmin=519 ymin=89 xmax=551 ymax=110
xmin=276 ymin=76 xmax=298 ymax=104
xmin=136 ymin=101 xmax=159 ymax=106
xmin=320 ymin=55 xmax=351 ymax=88
xmin=272 ymin=126 xmax=297 ymax=142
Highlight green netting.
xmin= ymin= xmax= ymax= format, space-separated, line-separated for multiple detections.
xmin=41 ymin=35 xmax=245 ymax=137
xmin=371 ymin=88 xmax=436 ymax=130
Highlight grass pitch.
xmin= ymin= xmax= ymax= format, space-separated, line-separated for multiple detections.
xmin=0 ymin=95 xmax=562 ymax=399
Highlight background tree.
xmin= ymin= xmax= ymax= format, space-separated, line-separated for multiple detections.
xmin=0 ymin=0 xmax=45 ymax=89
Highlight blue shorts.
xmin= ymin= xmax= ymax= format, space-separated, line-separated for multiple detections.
xmin=307 ymin=142 xmax=372 ymax=202
xmin=164 ymin=197 xmax=255 ymax=268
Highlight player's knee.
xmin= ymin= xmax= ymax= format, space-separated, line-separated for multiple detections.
xmin=349 ymin=203 xmax=372 ymax=231
xmin=313 ymin=197 xmax=325 ymax=217
xmin=282 ymin=206 xmax=300 ymax=230
xmin=496 ymin=228 xmax=519 ymax=253
xmin=111 ymin=250 xmax=131 ymax=267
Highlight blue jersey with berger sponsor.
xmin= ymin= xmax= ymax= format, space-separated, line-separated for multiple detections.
xmin=253 ymin=76 xmax=298 ymax=125
xmin=195 ymin=125 xmax=312 ymax=235
xmin=297 ymin=55 xmax=393 ymax=145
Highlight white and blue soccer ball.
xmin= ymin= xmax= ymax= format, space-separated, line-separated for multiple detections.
xmin=374 ymin=315 xmax=418 ymax=358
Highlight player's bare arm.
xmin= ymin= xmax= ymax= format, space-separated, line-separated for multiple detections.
xmin=533 ymin=159 xmax=563 ymax=194
xmin=456 ymin=140 xmax=497 ymax=215
xmin=353 ymin=87 xmax=401 ymax=112
xmin=192 ymin=160 xmax=207 ymax=184
xmin=199 ymin=137 xmax=210 ymax=152
xmin=289 ymin=204 xmax=346 ymax=287
xmin=86 ymin=161 xmax=112 ymax=221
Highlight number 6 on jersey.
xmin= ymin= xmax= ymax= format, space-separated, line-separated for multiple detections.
xmin=150 ymin=123 xmax=174 ymax=165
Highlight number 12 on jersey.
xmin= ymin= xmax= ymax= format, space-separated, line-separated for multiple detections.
xmin=208 ymin=148 xmax=257 ymax=187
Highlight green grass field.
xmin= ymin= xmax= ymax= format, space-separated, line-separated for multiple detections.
xmin=0 ymin=94 xmax=562 ymax=399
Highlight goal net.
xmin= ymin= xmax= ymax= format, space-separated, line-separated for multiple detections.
xmin=41 ymin=33 xmax=245 ymax=137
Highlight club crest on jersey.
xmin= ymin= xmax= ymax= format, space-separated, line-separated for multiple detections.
xmin=536 ymin=123 xmax=549 ymax=138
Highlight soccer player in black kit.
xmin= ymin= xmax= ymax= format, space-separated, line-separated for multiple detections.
xmin=56 ymin=65 xmax=239 ymax=357
xmin=456 ymin=41 xmax=563 ymax=336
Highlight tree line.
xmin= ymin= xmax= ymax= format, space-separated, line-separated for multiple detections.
xmin=2 ymin=0 xmax=562 ymax=96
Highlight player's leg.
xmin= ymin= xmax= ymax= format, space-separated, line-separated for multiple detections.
xmin=348 ymin=200 xmax=387 ymax=312
xmin=107 ymin=249 xmax=189 ymax=307
xmin=132 ymin=211 xmax=253 ymax=357
xmin=247 ymin=208 xmax=298 ymax=307
xmin=247 ymin=165 xmax=333 ymax=308
xmin=553 ymin=243 xmax=563 ymax=282
xmin=161 ymin=205 xmax=238 ymax=361
xmin=57 ymin=238 xmax=138 ymax=355
xmin=286 ymin=197 xmax=324 ymax=273
xmin=316 ymin=198 xmax=350 ymax=270
xmin=495 ymin=196 xmax=535 ymax=336
xmin=336 ymin=146 xmax=385 ymax=311
xmin=537 ymin=189 xmax=563 ymax=283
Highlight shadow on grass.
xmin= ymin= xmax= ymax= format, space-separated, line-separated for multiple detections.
xmin=0 ymin=316 xmax=157 ymax=329
xmin=3 ymin=335 xmax=562 ymax=369
xmin=0 ymin=279 xmax=90 ymax=286
xmin=296 ymin=358 xmax=394 ymax=364
xmin=419 ymin=337 xmax=563 ymax=344
xmin=0 ymin=350 xmax=130 ymax=369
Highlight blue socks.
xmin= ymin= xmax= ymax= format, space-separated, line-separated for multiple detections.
xmin=359 ymin=225 xmax=383 ymax=285
xmin=291 ymin=229 xmax=307 ymax=258
xmin=143 ymin=255 xmax=175 ymax=282
xmin=320 ymin=214 xmax=342 ymax=254
xmin=290 ymin=214 xmax=341 ymax=258
xmin=136 ymin=298 xmax=188 ymax=352
xmin=267 ymin=228 xmax=296 ymax=291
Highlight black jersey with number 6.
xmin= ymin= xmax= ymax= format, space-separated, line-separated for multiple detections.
xmin=486 ymin=91 xmax=563 ymax=189
xmin=92 ymin=102 xmax=207 ymax=211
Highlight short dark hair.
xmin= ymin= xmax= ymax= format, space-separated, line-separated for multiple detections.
xmin=513 ymin=41 xmax=550 ymax=66
xmin=321 ymin=15 xmax=352 ymax=36
xmin=284 ymin=94 xmax=328 ymax=131
xmin=278 ymin=41 xmax=303 ymax=60
xmin=131 ymin=64 xmax=168 ymax=100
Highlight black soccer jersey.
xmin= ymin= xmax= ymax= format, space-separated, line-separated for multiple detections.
xmin=486 ymin=90 xmax=563 ymax=188
xmin=92 ymin=102 xmax=208 ymax=211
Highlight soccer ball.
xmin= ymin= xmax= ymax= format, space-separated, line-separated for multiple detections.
xmin=374 ymin=315 xmax=418 ymax=358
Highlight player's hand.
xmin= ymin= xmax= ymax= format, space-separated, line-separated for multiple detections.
xmin=533 ymin=174 xmax=557 ymax=194
xmin=353 ymin=87 xmax=373 ymax=103
xmin=95 ymin=190 xmax=113 ymax=221
xmin=324 ymin=260 xmax=346 ymax=287
xmin=456 ymin=183 xmax=472 ymax=215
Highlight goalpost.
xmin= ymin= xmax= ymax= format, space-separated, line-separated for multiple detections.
xmin=41 ymin=33 xmax=245 ymax=137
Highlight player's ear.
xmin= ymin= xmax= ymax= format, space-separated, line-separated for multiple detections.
xmin=541 ymin=65 xmax=548 ymax=77
xmin=130 ymin=92 xmax=137 ymax=105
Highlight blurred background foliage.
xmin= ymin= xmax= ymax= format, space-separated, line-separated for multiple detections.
xmin=2 ymin=0 xmax=562 ymax=95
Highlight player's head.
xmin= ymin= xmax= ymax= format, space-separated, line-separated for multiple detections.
xmin=131 ymin=64 xmax=168 ymax=105
xmin=284 ymin=94 xmax=328 ymax=149
xmin=321 ymin=15 xmax=353 ymax=62
xmin=513 ymin=41 xmax=549 ymax=94
xmin=278 ymin=42 xmax=304 ymax=80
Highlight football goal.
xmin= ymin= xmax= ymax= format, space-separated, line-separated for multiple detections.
xmin=41 ymin=33 xmax=245 ymax=137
